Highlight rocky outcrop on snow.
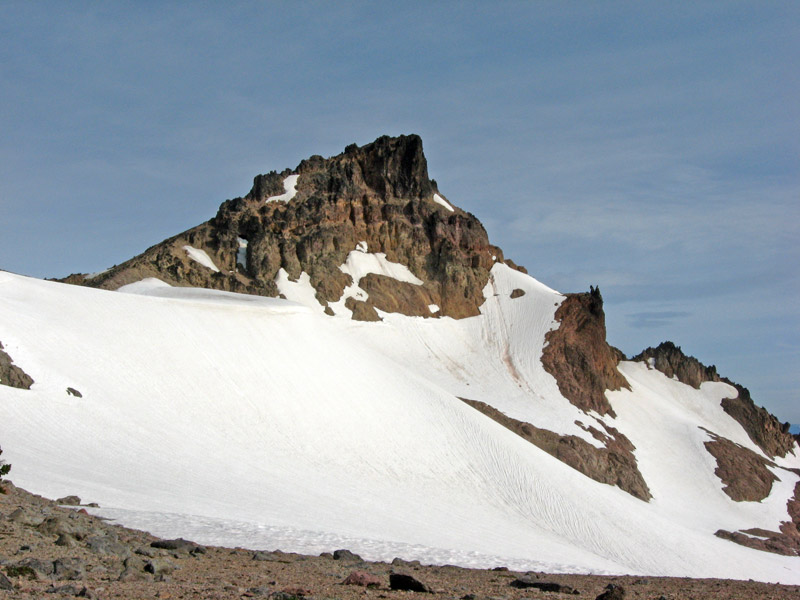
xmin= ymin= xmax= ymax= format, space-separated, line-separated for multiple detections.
xmin=721 ymin=389 xmax=795 ymax=460
xmin=69 ymin=135 xmax=505 ymax=320
xmin=702 ymin=429 xmax=778 ymax=502
xmin=0 ymin=341 xmax=33 ymax=390
xmin=632 ymin=341 xmax=794 ymax=459
xmin=632 ymin=340 xmax=719 ymax=388
xmin=461 ymin=398 xmax=651 ymax=501
xmin=540 ymin=287 xmax=629 ymax=417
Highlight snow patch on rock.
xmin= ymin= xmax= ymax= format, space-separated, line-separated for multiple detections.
xmin=266 ymin=174 xmax=300 ymax=203
xmin=183 ymin=246 xmax=219 ymax=272
xmin=433 ymin=193 xmax=454 ymax=212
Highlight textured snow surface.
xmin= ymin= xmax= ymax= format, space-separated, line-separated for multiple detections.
xmin=183 ymin=245 xmax=219 ymax=272
xmin=266 ymin=174 xmax=299 ymax=203
xmin=433 ymin=193 xmax=454 ymax=212
xmin=1 ymin=267 xmax=800 ymax=582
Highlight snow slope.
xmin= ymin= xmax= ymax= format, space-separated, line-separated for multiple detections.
xmin=1 ymin=266 xmax=799 ymax=582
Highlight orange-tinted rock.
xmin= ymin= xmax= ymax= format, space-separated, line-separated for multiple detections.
xmin=541 ymin=287 xmax=629 ymax=417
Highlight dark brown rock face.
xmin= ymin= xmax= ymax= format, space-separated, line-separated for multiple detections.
xmin=0 ymin=341 xmax=33 ymax=390
xmin=632 ymin=341 xmax=719 ymax=388
xmin=721 ymin=390 xmax=795 ymax=459
xmin=76 ymin=135 xmax=503 ymax=320
xmin=540 ymin=287 xmax=629 ymax=417
xmin=461 ymin=398 xmax=651 ymax=501
xmin=633 ymin=342 xmax=795 ymax=459
xmin=702 ymin=430 xmax=778 ymax=502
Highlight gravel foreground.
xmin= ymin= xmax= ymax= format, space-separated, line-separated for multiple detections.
xmin=1 ymin=483 xmax=798 ymax=600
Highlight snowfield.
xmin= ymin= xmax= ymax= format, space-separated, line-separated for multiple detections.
xmin=1 ymin=264 xmax=800 ymax=583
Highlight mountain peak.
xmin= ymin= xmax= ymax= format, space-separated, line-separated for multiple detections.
xmin=73 ymin=134 xmax=505 ymax=320
xmin=247 ymin=134 xmax=433 ymax=203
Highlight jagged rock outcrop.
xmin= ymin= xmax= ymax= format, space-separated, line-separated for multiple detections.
xmin=0 ymin=341 xmax=33 ymax=390
xmin=632 ymin=341 xmax=719 ymax=388
xmin=721 ymin=389 xmax=795 ymax=460
xmin=702 ymin=429 xmax=778 ymax=502
xmin=633 ymin=342 xmax=794 ymax=458
xmin=69 ymin=135 xmax=505 ymax=320
xmin=461 ymin=398 xmax=651 ymax=501
xmin=541 ymin=287 xmax=629 ymax=417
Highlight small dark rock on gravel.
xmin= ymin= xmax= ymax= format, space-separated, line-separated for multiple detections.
xmin=390 ymin=572 xmax=430 ymax=592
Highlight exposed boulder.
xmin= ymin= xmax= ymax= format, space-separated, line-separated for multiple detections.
xmin=0 ymin=341 xmax=33 ymax=390
xmin=541 ymin=287 xmax=629 ymax=417
xmin=144 ymin=558 xmax=176 ymax=577
xmin=389 ymin=572 xmax=430 ymax=592
xmin=56 ymin=495 xmax=81 ymax=506
xmin=595 ymin=583 xmax=626 ymax=599
xmin=8 ymin=557 xmax=53 ymax=579
xmin=332 ymin=549 xmax=363 ymax=562
xmin=151 ymin=537 xmax=205 ymax=554
xmin=510 ymin=576 xmax=579 ymax=594
xmin=86 ymin=534 xmax=131 ymax=558
xmin=53 ymin=557 xmax=86 ymax=580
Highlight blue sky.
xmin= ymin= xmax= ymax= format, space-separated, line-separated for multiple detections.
xmin=1 ymin=2 xmax=798 ymax=421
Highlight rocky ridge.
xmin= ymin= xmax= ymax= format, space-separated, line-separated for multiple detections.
xmin=632 ymin=342 xmax=794 ymax=459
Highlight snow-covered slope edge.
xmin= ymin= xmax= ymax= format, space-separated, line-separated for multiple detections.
xmin=1 ymin=268 xmax=800 ymax=582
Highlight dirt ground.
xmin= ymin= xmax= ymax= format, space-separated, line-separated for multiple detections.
xmin=1 ymin=481 xmax=799 ymax=600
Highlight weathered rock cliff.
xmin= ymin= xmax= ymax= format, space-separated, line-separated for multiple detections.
xmin=68 ymin=135 xmax=504 ymax=320
xmin=541 ymin=286 xmax=629 ymax=417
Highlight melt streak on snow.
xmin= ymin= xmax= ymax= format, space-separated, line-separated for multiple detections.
xmin=1 ymin=265 xmax=800 ymax=583
xmin=266 ymin=174 xmax=299 ymax=203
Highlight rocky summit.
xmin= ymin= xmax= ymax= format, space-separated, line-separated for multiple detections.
xmin=65 ymin=135 xmax=505 ymax=320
